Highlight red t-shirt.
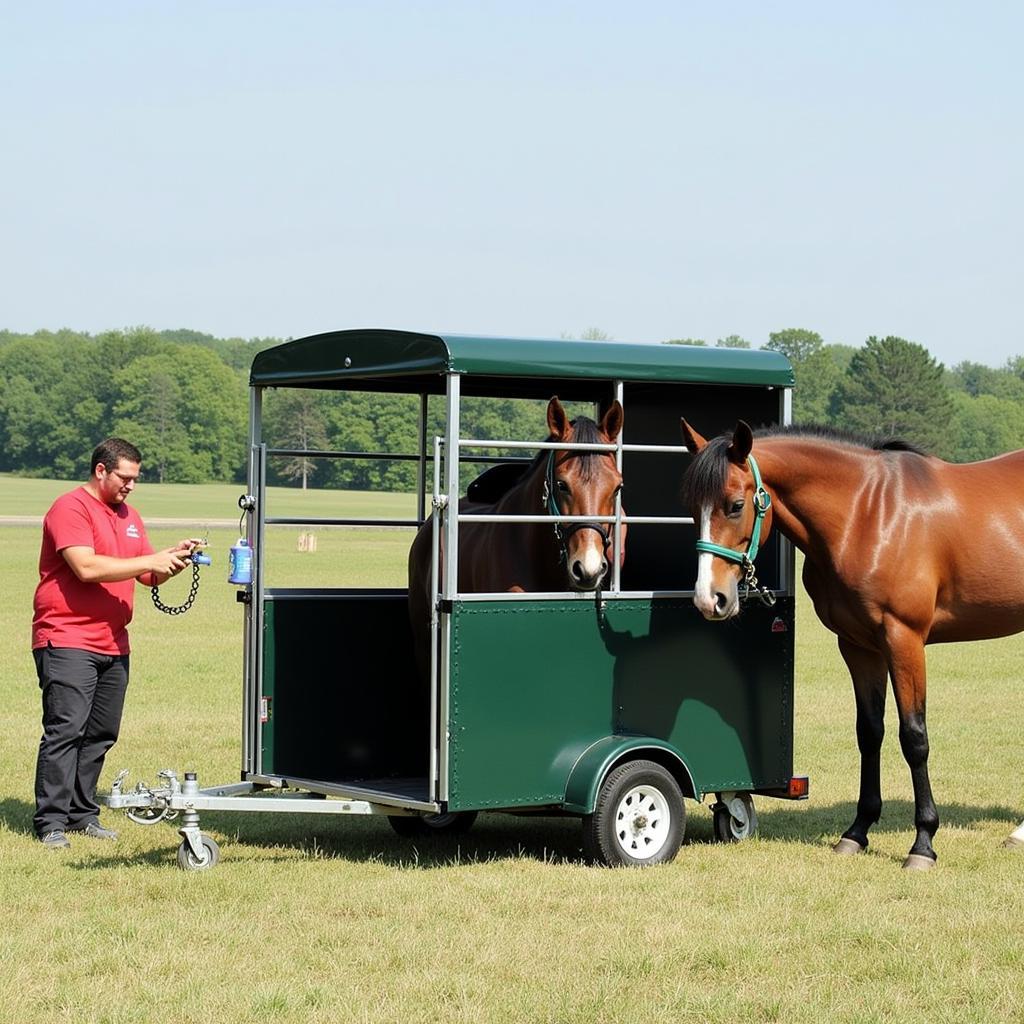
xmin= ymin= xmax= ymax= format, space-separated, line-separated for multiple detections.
xmin=32 ymin=487 xmax=154 ymax=655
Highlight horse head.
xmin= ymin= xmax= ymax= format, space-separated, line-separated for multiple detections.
xmin=546 ymin=396 xmax=624 ymax=591
xmin=680 ymin=418 xmax=774 ymax=619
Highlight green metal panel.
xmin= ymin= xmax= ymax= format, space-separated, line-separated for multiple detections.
xmin=250 ymin=329 xmax=794 ymax=388
xmin=446 ymin=597 xmax=794 ymax=811
xmin=562 ymin=735 xmax=697 ymax=814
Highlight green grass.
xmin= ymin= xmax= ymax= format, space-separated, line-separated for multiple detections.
xmin=3 ymin=503 xmax=1024 ymax=1023
xmin=0 ymin=473 xmax=417 ymax=522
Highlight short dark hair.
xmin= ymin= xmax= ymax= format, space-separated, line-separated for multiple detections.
xmin=91 ymin=438 xmax=142 ymax=474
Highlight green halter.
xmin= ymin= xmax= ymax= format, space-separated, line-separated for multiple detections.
xmin=694 ymin=454 xmax=775 ymax=605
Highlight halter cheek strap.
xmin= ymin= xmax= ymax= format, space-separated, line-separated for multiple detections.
xmin=694 ymin=454 xmax=775 ymax=606
xmin=542 ymin=450 xmax=611 ymax=559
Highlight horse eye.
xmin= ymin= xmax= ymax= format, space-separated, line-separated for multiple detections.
xmin=556 ymin=479 xmax=571 ymax=494
xmin=727 ymin=500 xmax=744 ymax=517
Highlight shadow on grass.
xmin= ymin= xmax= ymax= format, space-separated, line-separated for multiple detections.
xmin=66 ymin=797 xmax=1024 ymax=871
xmin=0 ymin=797 xmax=36 ymax=837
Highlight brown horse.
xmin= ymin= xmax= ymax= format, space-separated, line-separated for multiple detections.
xmin=408 ymin=397 xmax=625 ymax=679
xmin=679 ymin=419 xmax=1024 ymax=869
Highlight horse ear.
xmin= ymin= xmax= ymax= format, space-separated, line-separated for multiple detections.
xmin=600 ymin=400 xmax=623 ymax=441
xmin=728 ymin=420 xmax=754 ymax=464
xmin=547 ymin=396 xmax=570 ymax=440
xmin=680 ymin=418 xmax=708 ymax=453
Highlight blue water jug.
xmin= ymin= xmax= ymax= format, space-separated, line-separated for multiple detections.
xmin=228 ymin=539 xmax=252 ymax=585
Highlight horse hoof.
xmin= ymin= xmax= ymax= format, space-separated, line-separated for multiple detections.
xmin=1003 ymin=836 xmax=1024 ymax=851
xmin=902 ymin=854 xmax=937 ymax=871
xmin=832 ymin=837 xmax=866 ymax=856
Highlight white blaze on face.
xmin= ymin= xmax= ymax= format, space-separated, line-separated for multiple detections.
xmin=578 ymin=537 xmax=606 ymax=580
xmin=694 ymin=503 xmax=716 ymax=612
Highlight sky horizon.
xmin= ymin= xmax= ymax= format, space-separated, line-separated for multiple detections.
xmin=3 ymin=3 xmax=1021 ymax=369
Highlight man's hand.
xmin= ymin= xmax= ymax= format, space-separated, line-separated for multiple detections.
xmin=149 ymin=547 xmax=191 ymax=577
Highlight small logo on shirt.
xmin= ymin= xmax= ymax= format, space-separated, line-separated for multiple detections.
xmin=126 ymin=524 xmax=140 ymax=539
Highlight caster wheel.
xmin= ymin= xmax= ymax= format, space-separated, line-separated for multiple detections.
xmin=176 ymin=834 xmax=220 ymax=871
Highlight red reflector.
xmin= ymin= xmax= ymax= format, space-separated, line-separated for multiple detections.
xmin=788 ymin=775 xmax=809 ymax=799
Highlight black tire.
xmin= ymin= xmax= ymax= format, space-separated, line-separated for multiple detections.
xmin=387 ymin=811 xmax=479 ymax=837
xmin=582 ymin=759 xmax=685 ymax=867
xmin=712 ymin=793 xmax=758 ymax=843
xmin=176 ymin=834 xmax=220 ymax=871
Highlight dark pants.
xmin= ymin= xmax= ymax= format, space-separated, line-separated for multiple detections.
xmin=33 ymin=645 xmax=129 ymax=836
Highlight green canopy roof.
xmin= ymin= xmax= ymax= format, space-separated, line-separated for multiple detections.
xmin=250 ymin=329 xmax=793 ymax=389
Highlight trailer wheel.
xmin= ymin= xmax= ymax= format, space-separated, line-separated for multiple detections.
xmin=582 ymin=760 xmax=685 ymax=867
xmin=176 ymin=834 xmax=221 ymax=871
xmin=387 ymin=811 xmax=478 ymax=837
xmin=712 ymin=792 xmax=758 ymax=842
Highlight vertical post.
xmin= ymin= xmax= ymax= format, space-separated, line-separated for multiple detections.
xmin=428 ymin=433 xmax=442 ymax=798
xmin=612 ymin=380 xmax=625 ymax=593
xmin=442 ymin=375 xmax=461 ymax=601
xmin=437 ymin=374 xmax=461 ymax=802
xmin=417 ymin=393 xmax=428 ymax=524
xmin=242 ymin=386 xmax=263 ymax=777
xmin=779 ymin=386 xmax=794 ymax=594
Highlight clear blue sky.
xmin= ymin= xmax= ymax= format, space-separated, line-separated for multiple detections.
xmin=3 ymin=2 xmax=1021 ymax=366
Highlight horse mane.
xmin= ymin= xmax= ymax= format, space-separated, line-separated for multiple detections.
xmin=681 ymin=423 xmax=929 ymax=512
xmin=755 ymin=423 xmax=930 ymax=455
xmin=467 ymin=414 xmax=607 ymax=505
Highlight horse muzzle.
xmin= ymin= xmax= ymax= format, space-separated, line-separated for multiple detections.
xmin=693 ymin=586 xmax=739 ymax=620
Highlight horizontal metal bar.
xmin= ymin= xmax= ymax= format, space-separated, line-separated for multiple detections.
xmin=456 ymin=513 xmax=694 ymax=525
xmin=452 ymin=440 xmax=691 ymax=454
xmin=264 ymin=517 xmax=420 ymax=528
xmin=621 ymin=443 xmax=691 ymax=454
xmin=451 ymin=589 xmax=705 ymax=601
xmin=457 ymin=439 xmax=617 ymax=452
xmin=245 ymin=775 xmax=439 ymax=813
xmin=266 ymin=448 xmax=421 ymax=462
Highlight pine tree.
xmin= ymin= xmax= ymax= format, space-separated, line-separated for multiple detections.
xmin=830 ymin=336 xmax=954 ymax=453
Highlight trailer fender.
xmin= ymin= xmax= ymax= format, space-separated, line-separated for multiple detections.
xmin=562 ymin=736 xmax=698 ymax=815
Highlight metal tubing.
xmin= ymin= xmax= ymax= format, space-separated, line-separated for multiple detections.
xmin=417 ymin=393 xmax=428 ymax=524
xmin=613 ymin=380 xmax=624 ymax=591
xmin=428 ymin=433 xmax=442 ymax=801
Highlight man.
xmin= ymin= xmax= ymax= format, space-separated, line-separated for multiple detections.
xmin=31 ymin=438 xmax=201 ymax=848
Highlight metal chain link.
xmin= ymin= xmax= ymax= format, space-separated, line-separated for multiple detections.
xmin=151 ymin=562 xmax=202 ymax=615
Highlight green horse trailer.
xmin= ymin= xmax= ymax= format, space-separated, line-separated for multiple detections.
xmin=108 ymin=329 xmax=806 ymax=869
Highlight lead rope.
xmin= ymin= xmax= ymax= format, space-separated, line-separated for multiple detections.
xmin=151 ymin=534 xmax=208 ymax=615
xmin=150 ymin=563 xmax=202 ymax=615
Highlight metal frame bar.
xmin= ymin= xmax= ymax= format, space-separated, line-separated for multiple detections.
xmin=265 ymin=448 xmax=421 ymax=461
xmin=437 ymin=375 xmax=460 ymax=801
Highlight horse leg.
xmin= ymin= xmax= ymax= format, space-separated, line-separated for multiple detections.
xmin=885 ymin=623 xmax=939 ymax=870
xmin=834 ymin=638 xmax=887 ymax=855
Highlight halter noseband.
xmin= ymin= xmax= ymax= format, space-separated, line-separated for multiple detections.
xmin=694 ymin=453 xmax=776 ymax=606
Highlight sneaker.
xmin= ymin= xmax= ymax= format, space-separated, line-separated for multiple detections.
xmin=39 ymin=830 xmax=71 ymax=849
xmin=69 ymin=821 xmax=118 ymax=841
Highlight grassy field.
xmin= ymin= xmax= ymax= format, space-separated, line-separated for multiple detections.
xmin=2 ymin=480 xmax=1024 ymax=1023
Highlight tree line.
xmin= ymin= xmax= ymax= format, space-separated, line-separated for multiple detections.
xmin=1 ymin=325 xmax=1021 ymax=488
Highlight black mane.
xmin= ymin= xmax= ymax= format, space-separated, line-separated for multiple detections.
xmin=680 ymin=423 xmax=929 ymax=513
xmin=755 ymin=423 xmax=929 ymax=455
xmin=466 ymin=415 xmax=606 ymax=503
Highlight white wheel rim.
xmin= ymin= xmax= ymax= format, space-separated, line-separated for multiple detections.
xmin=613 ymin=784 xmax=672 ymax=860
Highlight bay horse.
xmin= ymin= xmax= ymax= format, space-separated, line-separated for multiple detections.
xmin=408 ymin=397 xmax=625 ymax=680
xmin=679 ymin=419 xmax=1024 ymax=870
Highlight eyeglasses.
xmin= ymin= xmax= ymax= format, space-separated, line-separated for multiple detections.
xmin=107 ymin=469 xmax=140 ymax=484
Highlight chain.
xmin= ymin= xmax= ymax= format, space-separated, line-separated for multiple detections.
xmin=151 ymin=561 xmax=202 ymax=615
xmin=742 ymin=558 xmax=777 ymax=607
